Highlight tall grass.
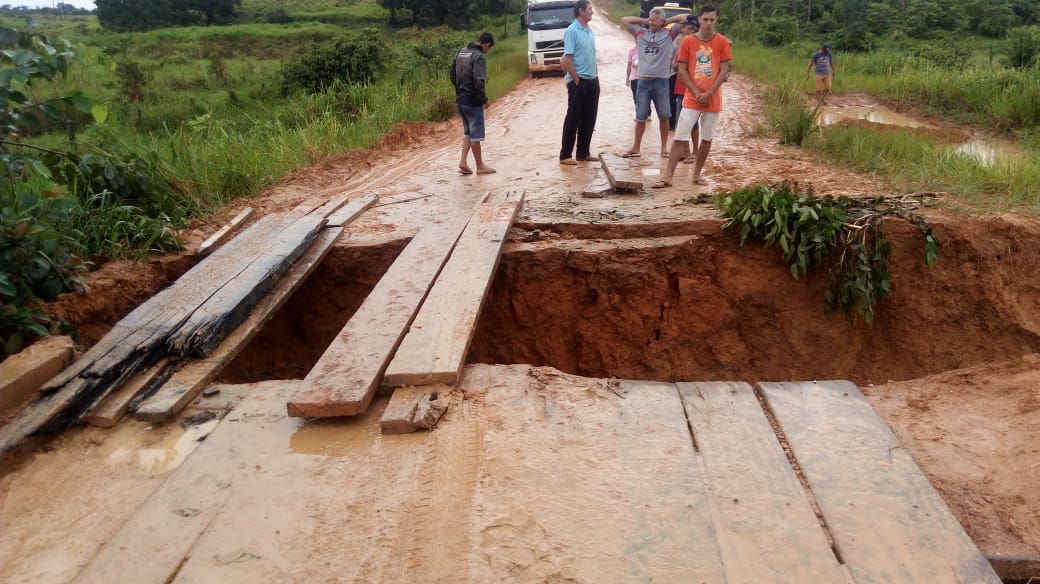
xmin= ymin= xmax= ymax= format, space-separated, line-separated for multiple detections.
xmin=744 ymin=41 xmax=1040 ymax=213
xmin=740 ymin=43 xmax=1040 ymax=137
xmin=813 ymin=124 xmax=1040 ymax=212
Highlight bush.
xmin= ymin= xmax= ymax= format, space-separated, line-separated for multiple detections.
xmin=281 ymin=30 xmax=386 ymax=94
xmin=0 ymin=191 xmax=86 ymax=357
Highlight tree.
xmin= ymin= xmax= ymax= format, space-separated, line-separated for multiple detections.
xmin=96 ymin=0 xmax=241 ymax=32
xmin=1001 ymin=25 xmax=1040 ymax=68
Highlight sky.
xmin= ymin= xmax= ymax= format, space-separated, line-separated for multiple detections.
xmin=11 ymin=1 xmax=96 ymax=8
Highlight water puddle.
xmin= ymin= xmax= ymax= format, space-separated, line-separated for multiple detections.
xmin=954 ymin=139 xmax=1024 ymax=166
xmin=819 ymin=106 xmax=929 ymax=129
xmin=819 ymin=105 xmax=1024 ymax=165
xmin=100 ymin=418 xmax=219 ymax=474
xmin=289 ymin=417 xmax=379 ymax=456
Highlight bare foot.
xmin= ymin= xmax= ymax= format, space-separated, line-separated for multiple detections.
xmin=692 ymin=176 xmax=709 ymax=185
xmin=459 ymin=165 xmax=473 ymax=175
xmin=651 ymin=178 xmax=672 ymax=188
xmin=476 ymin=166 xmax=497 ymax=174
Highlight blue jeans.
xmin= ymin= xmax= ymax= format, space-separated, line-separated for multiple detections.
xmin=457 ymin=101 xmax=486 ymax=141
xmin=635 ymin=77 xmax=671 ymax=122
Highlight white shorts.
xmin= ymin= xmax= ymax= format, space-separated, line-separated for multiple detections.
xmin=676 ymin=109 xmax=719 ymax=142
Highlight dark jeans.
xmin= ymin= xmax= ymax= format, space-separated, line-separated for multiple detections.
xmin=668 ymin=74 xmax=679 ymax=130
xmin=560 ymin=76 xmax=600 ymax=160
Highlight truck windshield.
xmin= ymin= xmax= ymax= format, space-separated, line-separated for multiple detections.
xmin=528 ymin=7 xmax=574 ymax=30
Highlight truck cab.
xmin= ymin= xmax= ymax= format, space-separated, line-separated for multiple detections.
xmin=520 ymin=0 xmax=577 ymax=77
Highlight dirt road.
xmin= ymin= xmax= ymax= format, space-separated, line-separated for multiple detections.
xmin=2 ymin=11 xmax=1039 ymax=583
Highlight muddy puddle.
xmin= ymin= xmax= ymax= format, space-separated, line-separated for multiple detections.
xmin=820 ymin=104 xmax=1025 ymax=165
xmin=99 ymin=418 xmax=219 ymax=474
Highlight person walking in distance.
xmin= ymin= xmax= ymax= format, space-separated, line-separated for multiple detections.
xmin=807 ymin=44 xmax=835 ymax=106
xmin=653 ymin=5 xmax=730 ymax=188
xmin=559 ymin=0 xmax=599 ymax=165
xmin=451 ymin=32 xmax=496 ymax=175
xmin=620 ymin=8 xmax=687 ymax=159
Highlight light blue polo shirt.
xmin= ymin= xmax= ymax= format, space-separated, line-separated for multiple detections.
xmin=563 ymin=20 xmax=597 ymax=83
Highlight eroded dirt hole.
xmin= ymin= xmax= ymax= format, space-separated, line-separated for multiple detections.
xmin=225 ymin=219 xmax=1040 ymax=386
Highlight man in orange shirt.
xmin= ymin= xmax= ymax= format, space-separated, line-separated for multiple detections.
xmin=653 ymin=5 xmax=730 ymax=188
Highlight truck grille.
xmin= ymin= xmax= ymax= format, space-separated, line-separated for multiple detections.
xmin=535 ymin=40 xmax=564 ymax=50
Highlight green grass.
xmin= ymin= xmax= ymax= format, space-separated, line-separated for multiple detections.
xmin=742 ymin=41 xmax=1040 ymax=214
xmin=812 ymin=124 xmax=1040 ymax=213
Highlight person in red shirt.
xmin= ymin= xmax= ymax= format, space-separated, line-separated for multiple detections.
xmin=653 ymin=5 xmax=730 ymax=188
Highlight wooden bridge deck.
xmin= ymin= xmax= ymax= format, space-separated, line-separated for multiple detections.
xmin=23 ymin=369 xmax=997 ymax=584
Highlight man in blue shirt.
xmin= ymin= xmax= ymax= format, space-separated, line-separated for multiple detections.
xmin=559 ymin=0 xmax=599 ymax=165
xmin=806 ymin=44 xmax=835 ymax=106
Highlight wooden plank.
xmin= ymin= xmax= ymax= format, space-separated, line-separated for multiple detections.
xmin=326 ymin=193 xmax=377 ymax=227
xmin=379 ymin=384 xmax=450 ymax=434
xmin=83 ymin=359 xmax=169 ymax=428
xmin=581 ymin=168 xmax=612 ymax=198
xmin=677 ymin=381 xmax=847 ymax=582
xmin=0 ymin=214 xmax=297 ymax=454
xmin=0 ymin=335 xmax=75 ymax=417
xmin=133 ymin=227 xmax=344 ymax=423
xmin=287 ymin=219 xmax=468 ymax=418
xmin=304 ymin=191 xmax=353 ymax=220
xmin=74 ymin=381 xmax=300 ymax=584
xmin=196 ymin=207 xmax=253 ymax=257
xmin=382 ymin=195 xmax=523 ymax=387
xmin=598 ymin=152 xmax=643 ymax=191
xmin=758 ymin=381 xmax=1002 ymax=584
xmin=165 ymin=213 xmax=325 ymax=358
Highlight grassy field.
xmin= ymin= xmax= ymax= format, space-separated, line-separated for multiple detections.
xmin=18 ymin=4 xmax=529 ymax=213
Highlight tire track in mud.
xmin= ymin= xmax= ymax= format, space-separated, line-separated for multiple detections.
xmin=400 ymin=391 xmax=483 ymax=582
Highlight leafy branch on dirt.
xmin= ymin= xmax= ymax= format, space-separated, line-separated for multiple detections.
xmin=717 ymin=181 xmax=940 ymax=324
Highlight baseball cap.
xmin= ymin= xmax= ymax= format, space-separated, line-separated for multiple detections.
xmin=683 ymin=14 xmax=698 ymax=26
xmin=822 ymin=44 xmax=831 ymax=50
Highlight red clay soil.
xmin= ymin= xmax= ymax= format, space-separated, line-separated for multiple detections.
xmin=10 ymin=15 xmax=1040 ymax=579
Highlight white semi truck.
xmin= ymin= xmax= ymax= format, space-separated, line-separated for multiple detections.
xmin=520 ymin=0 xmax=577 ymax=77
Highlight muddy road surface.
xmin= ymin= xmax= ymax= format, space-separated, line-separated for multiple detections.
xmin=2 ymin=10 xmax=1040 ymax=584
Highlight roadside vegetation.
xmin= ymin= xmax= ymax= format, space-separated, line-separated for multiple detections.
xmin=1 ymin=0 xmax=529 ymax=358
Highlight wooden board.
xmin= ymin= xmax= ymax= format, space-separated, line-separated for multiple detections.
xmin=133 ymin=227 xmax=344 ymax=422
xmin=757 ymin=381 xmax=1001 ymax=584
xmin=677 ymin=381 xmax=847 ymax=582
xmin=581 ymin=168 xmax=612 ymax=198
xmin=196 ymin=207 xmax=253 ymax=257
xmin=83 ymin=359 xmax=169 ymax=428
xmin=287 ymin=219 xmax=468 ymax=418
xmin=0 ymin=335 xmax=74 ymax=417
xmin=382 ymin=193 xmax=523 ymax=387
xmin=598 ymin=152 xmax=643 ymax=191
xmin=326 ymin=193 xmax=377 ymax=227
xmin=379 ymin=384 xmax=450 ymax=434
xmin=0 ymin=214 xmax=294 ymax=453
xmin=74 ymin=382 xmax=300 ymax=584
xmin=165 ymin=212 xmax=325 ymax=358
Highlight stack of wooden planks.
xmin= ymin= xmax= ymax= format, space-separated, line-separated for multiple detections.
xmin=0 ymin=194 xmax=376 ymax=455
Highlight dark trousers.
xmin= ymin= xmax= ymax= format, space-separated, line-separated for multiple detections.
xmin=668 ymin=74 xmax=679 ymax=130
xmin=560 ymin=76 xmax=600 ymax=160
